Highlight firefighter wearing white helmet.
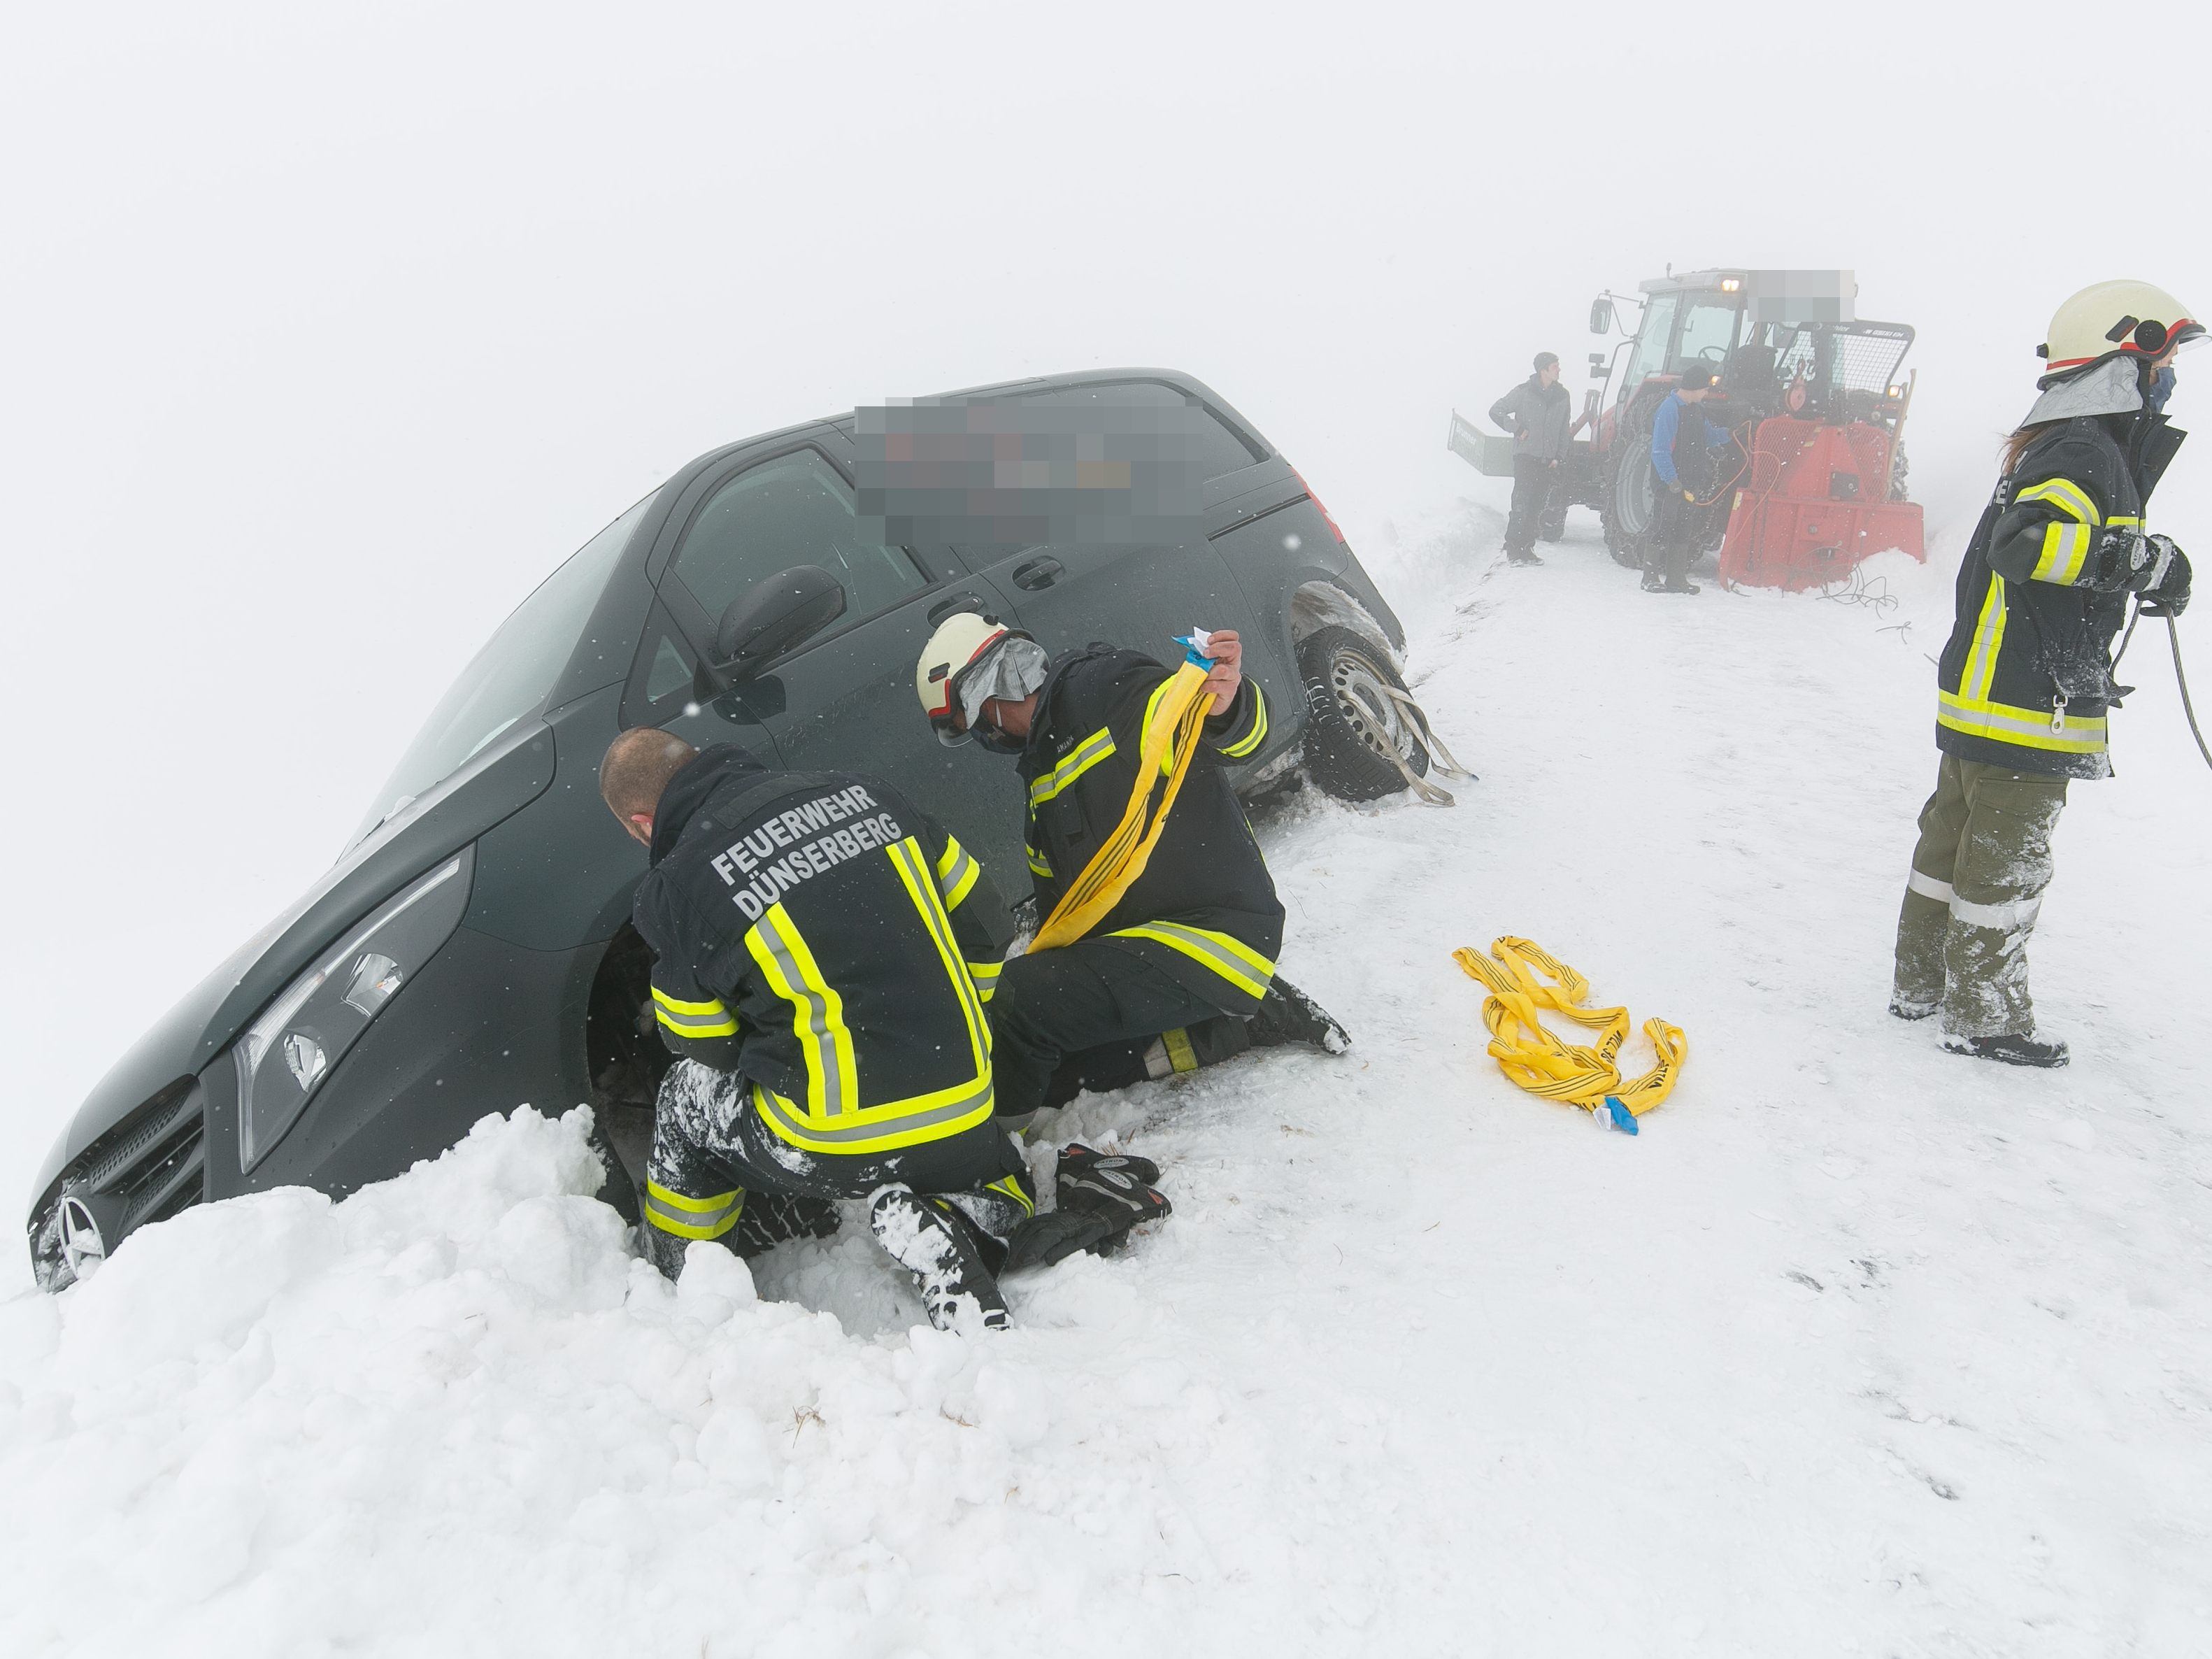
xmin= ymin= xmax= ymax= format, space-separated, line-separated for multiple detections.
xmin=1890 ymin=281 xmax=2198 ymax=1068
xmin=913 ymin=611 xmax=1348 ymax=1246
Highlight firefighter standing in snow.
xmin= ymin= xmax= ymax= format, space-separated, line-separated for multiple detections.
xmin=1890 ymin=281 xmax=2197 ymax=1067
xmin=599 ymin=729 xmax=1031 ymax=1330
xmin=913 ymin=618 xmax=1348 ymax=1123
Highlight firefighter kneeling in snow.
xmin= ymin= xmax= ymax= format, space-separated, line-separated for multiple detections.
xmin=913 ymin=618 xmax=1348 ymax=1124
xmin=1890 ymin=280 xmax=2197 ymax=1067
xmin=600 ymin=729 xmax=1050 ymax=1329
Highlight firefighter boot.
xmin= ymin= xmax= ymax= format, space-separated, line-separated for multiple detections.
xmin=869 ymin=1184 xmax=1011 ymax=1332
xmin=1248 ymin=977 xmax=1352 ymax=1054
xmin=1941 ymin=1032 xmax=2071 ymax=1069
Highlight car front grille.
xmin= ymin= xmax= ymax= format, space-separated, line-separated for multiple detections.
xmin=73 ymin=1076 xmax=208 ymax=1234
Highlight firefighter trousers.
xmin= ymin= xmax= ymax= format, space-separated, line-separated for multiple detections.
xmin=1891 ymin=754 xmax=2069 ymax=1039
xmin=643 ymin=1059 xmax=1030 ymax=1269
xmin=990 ymin=939 xmax=1253 ymax=1120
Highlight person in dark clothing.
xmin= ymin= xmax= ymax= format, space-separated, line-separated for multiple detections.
xmin=1890 ymin=280 xmax=2197 ymax=1068
xmin=1644 ymin=364 xmax=1736 ymax=594
xmin=1490 ymin=352 xmax=1574 ymax=566
xmin=601 ymin=728 xmax=1033 ymax=1330
xmin=913 ymin=615 xmax=1349 ymax=1123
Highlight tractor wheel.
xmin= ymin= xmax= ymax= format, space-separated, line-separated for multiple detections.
xmin=1297 ymin=625 xmax=1432 ymax=803
xmin=1599 ymin=406 xmax=1660 ymax=569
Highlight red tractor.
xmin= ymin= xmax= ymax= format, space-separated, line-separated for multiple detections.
xmin=1451 ymin=268 xmax=1925 ymax=588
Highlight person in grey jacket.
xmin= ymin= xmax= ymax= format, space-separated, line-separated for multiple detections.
xmin=1490 ymin=352 xmax=1574 ymax=565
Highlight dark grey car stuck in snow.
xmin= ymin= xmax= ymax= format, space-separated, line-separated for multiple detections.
xmin=27 ymin=368 xmax=1432 ymax=1290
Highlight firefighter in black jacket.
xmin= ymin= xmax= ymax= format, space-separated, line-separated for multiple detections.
xmin=913 ymin=616 xmax=1348 ymax=1123
xmin=599 ymin=729 xmax=1034 ymax=1330
xmin=1890 ymin=281 xmax=2197 ymax=1067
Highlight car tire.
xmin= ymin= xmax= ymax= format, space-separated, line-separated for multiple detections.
xmin=1297 ymin=625 xmax=1432 ymax=802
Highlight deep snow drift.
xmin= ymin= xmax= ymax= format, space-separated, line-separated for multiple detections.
xmin=5 ymin=508 xmax=2211 ymax=1656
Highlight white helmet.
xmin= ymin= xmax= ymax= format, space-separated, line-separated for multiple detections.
xmin=915 ymin=613 xmax=1013 ymax=743
xmin=2040 ymin=280 xmax=2203 ymax=379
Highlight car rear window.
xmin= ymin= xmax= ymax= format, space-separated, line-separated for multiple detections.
xmin=1013 ymin=381 xmax=1266 ymax=480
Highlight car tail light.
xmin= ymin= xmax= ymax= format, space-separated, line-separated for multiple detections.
xmin=1293 ymin=471 xmax=1346 ymax=543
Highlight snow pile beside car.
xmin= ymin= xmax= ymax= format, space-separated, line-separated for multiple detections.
xmin=0 ymin=1104 xmax=1328 ymax=1655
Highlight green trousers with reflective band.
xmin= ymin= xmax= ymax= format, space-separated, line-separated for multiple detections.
xmin=1892 ymin=754 xmax=2069 ymax=1040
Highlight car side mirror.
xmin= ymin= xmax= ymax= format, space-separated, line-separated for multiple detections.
xmin=703 ymin=564 xmax=848 ymax=690
xmin=1589 ymin=298 xmax=1613 ymax=335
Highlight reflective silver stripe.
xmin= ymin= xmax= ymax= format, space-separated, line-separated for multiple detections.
xmin=1906 ymin=869 xmax=1955 ymax=905
xmin=1950 ymin=893 xmax=2042 ymax=932
xmin=1218 ymin=685 xmax=1270 ymax=758
xmin=751 ymin=1076 xmax=994 ymax=1145
xmin=1111 ymin=920 xmax=1276 ymax=997
xmin=655 ymin=1003 xmax=737 ymax=1037
xmin=938 ymin=843 xmax=978 ymax=906
xmin=753 ymin=916 xmax=846 ymax=1115
xmin=1029 ymin=727 xmax=1117 ymax=805
xmin=643 ymin=1190 xmax=741 ymax=1234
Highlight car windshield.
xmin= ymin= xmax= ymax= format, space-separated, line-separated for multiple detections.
xmin=347 ymin=497 xmax=649 ymax=849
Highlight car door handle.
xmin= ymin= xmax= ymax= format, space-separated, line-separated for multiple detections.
xmin=1012 ymin=556 xmax=1064 ymax=591
xmin=928 ymin=591 xmax=990 ymax=626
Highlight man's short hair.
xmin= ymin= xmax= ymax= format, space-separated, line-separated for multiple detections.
xmin=1676 ymin=364 xmax=1718 ymax=391
xmin=1533 ymin=351 xmax=1559 ymax=372
xmin=600 ymin=728 xmax=699 ymax=821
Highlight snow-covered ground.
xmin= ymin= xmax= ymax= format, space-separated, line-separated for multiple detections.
xmin=5 ymin=506 xmax=2211 ymax=1656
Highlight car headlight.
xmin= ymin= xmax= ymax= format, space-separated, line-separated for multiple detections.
xmin=234 ymin=849 xmax=475 ymax=1172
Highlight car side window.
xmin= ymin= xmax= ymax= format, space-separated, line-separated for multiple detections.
xmin=1014 ymin=380 xmax=1264 ymax=480
xmin=670 ymin=448 xmax=927 ymax=627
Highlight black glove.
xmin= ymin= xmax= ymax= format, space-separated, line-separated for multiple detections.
xmin=1001 ymin=1145 xmax=1170 ymax=1274
xmin=2139 ymin=540 xmax=2191 ymax=617
xmin=2088 ymin=527 xmax=2164 ymax=592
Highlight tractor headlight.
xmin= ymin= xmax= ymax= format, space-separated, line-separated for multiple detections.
xmin=234 ymin=849 xmax=474 ymax=1172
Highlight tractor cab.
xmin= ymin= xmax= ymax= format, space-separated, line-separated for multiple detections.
xmin=1588 ymin=269 xmax=1914 ymax=443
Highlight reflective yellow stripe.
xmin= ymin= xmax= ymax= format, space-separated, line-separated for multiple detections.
xmin=744 ymin=906 xmax=857 ymax=1115
xmin=1936 ymin=689 xmax=2108 ymax=754
xmin=966 ymin=958 xmax=1001 ymax=1004
xmin=2109 ymin=515 xmax=2141 ymax=527
xmin=750 ymin=1074 xmax=994 ymax=1154
xmin=1026 ymin=842 xmax=1053 ymax=878
xmin=1217 ymin=684 xmax=1270 ymax=759
xmin=1029 ymin=727 xmax=1117 ymax=805
xmin=2015 ymin=477 xmax=2101 ymax=525
xmin=987 ymin=1174 xmax=1035 ymax=1216
xmin=1109 ymin=921 xmax=1277 ymax=1000
xmin=2029 ymin=520 xmax=2092 ymax=585
xmin=890 ymin=839 xmax=991 ymax=1067
xmin=935 ymin=836 xmax=980 ymax=911
xmin=1163 ymin=1026 xmax=1199 ymax=1073
xmin=1962 ymin=576 xmax=2006 ymax=703
xmin=644 ymin=1181 xmax=743 ymax=1239
xmin=652 ymin=986 xmax=738 ymax=1039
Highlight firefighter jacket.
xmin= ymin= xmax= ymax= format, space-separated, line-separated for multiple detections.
xmin=1018 ymin=645 xmax=1285 ymax=1014
xmin=1935 ymin=409 xmax=2185 ymax=778
xmin=631 ymin=746 xmax=1005 ymax=1157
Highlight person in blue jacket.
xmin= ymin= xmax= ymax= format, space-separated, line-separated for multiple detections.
xmin=1645 ymin=364 xmax=1736 ymax=593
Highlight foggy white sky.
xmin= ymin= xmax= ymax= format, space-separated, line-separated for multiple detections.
xmin=3 ymin=1 xmax=2206 ymax=1202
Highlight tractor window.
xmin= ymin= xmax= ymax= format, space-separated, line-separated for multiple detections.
xmin=1626 ymin=294 xmax=1678 ymax=386
xmin=1676 ymin=299 xmax=1740 ymax=368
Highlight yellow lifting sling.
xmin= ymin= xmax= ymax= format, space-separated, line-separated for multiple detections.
xmin=1453 ymin=937 xmax=1687 ymax=1132
xmin=1029 ymin=657 xmax=1215 ymax=954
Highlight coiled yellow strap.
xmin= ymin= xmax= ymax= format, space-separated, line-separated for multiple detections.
xmin=1453 ymin=937 xmax=1687 ymax=1120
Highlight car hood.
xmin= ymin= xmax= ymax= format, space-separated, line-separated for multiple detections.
xmin=29 ymin=720 xmax=559 ymax=1204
